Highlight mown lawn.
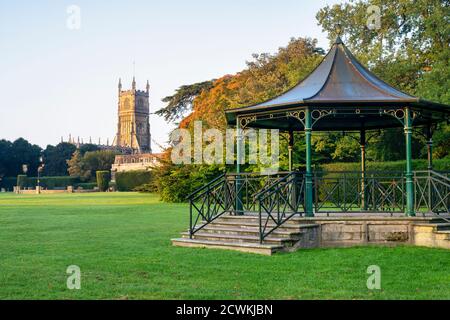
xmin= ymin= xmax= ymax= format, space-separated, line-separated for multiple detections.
xmin=0 ymin=192 xmax=448 ymax=300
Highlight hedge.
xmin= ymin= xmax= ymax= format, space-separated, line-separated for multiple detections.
xmin=115 ymin=171 xmax=152 ymax=192
xmin=10 ymin=176 xmax=81 ymax=190
xmin=0 ymin=177 xmax=16 ymax=191
xmin=27 ymin=176 xmax=81 ymax=189
xmin=96 ymin=171 xmax=110 ymax=192
xmin=318 ymin=159 xmax=450 ymax=173
xmin=17 ymin=175 xmax=28 ymax=188
xmin=74 ymin=182 xmax=97 ymax=190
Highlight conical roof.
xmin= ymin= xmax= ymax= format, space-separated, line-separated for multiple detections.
xmin=244 ymin=36 xmax=416 ymax=110
xmin=225 ymin=36 xmax=450 ymax=130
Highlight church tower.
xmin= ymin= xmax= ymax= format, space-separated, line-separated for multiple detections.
xmin=113 ymin=78 xmax=152 ymax=153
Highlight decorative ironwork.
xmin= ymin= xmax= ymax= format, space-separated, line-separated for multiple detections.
xmin=414 ymin=171 xmax=450 ymax=216
xmin=186 ymin=170 xmax=450 ymax=243
xmin=188 ymin=172 xmax=290 ymax=237
xmin=239 ymin=115 xmax=257 ymax=129
xmin=256 ymin=172 xmax=305 ymax=242
xmin=313 ymin=171 xmax=406 ymax=213
xmin=311 ymin=109 xmax=335 ymax=126
xmin=286 ymin=110 xmax=306 ymax=125
xmin=187 ymin=173 xmax=232 ymax=237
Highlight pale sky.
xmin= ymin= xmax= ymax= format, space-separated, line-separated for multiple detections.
xmin=0 ymin=0 xmax=344 ymax=151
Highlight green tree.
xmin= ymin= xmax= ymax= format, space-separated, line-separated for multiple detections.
xmin=67 ymin=150 xmax=84 ymax=179
xmin=79 ymin=143 xmax=100 ymax=156
xmin=68 ymin=150 xmax=118 ymax=181
xmin=9 ymin=138 xmax=42 ymax=176
xmin=156 ymin=81 xmax=215 ymax=123
xmin=43 ymin=142 xmax=77 ymax=176
xmin=316 ymin=0 xmax=450 ymax=160
xmin=0 ymin=139 xmax=13 ymax=177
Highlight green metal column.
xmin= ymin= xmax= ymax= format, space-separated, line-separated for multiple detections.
xmin=235 ymin=117 xmax=243 ymax=215
xmin=426 ymin=125 xmax=433 ymax=171
xmin=288 ymin=130 xmax=294 ymax=172
xmin=360 ymin=129 xmax=367 ymax=210
xmin=304 ymin=108 xmax=314 ymax=217
xmin=288 ymin=130 xmax=297 ymax=210
xmin=404 ymin=108 xmax=415 ymax=216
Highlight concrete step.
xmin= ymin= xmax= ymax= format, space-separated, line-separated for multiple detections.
xmin=413 ymin=222 xmax=450 ymax=231
xmin=435 ymin=223 xmax=450 ymax=231
xmin=192 ymin=225 xmax=304 ymax=238
xmin=171 ymin=238 xmax=284 ymax=255
xmin=434 ymin=231 xmax=450 ymax=240
xmin=181 ymin=232 xmax=295 ymax=246
xmin=218 ymin=214 xmax=307 ymax=224
xmin=208 ymin=219 xmax=318 ymax=231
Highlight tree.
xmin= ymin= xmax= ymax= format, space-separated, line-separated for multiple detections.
xmin=9 ymin=138 xmax=42 ymax=176
xmin=156 ymin=81 xmax=215 ymax=122
xmin=67 ymin=150 xmax=118 ymax=181
xmin=43 ymin=142 xmax=77 ymax=176
xmin=78 ymin=143 xmax=100 ymax=156
xmin=316 ymin=0 xmax=450 ymax=161
xmin=67 ymin=150 xmax=84 ymax=179
xmin=0 ymin=139 xmax=13 ymax=177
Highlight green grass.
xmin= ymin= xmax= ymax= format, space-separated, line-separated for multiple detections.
xmin=0 ymin=192 xmax=449 ymax=300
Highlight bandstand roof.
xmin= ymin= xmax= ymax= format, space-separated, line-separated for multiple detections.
xmin=225 ymin=36 xmax=450 ymax=131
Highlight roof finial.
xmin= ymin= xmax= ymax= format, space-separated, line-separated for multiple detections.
xmin=334 ymin=23 xmax=343 ymax=44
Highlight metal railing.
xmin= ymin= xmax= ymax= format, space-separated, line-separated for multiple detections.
xmin=187 ymin=172 xmax=290 ymax=238
xmin=313 ymin=171 xmax=406 ymax=213
xmin=256 ymin=172 xmax=305 ymax=242
xmin=414 ymin=170 xmax=450 ymax=215
xmin=187 ymin=169 xmax=450 ymax=241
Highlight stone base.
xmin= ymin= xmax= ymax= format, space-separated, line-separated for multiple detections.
xmin=173 ymin=214 xmax=450 ymax=255
xmin=302 ymin=216 xmax=450 ymax=249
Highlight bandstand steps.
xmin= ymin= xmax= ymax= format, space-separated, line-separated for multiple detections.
xmin=171 ymin=238 xmax=284 ymax=255
xmin=181 ymin=231 xmax=296 ymax=245
xmin=435 ymin=223 xmax=450 ymax=231
xmin=412 ymin=221 xmax=450 ymax=249
xmin=172 ymin=214 xmax=320 ymax=255
xmin=191 ymin=226 xmax=303 ymax=238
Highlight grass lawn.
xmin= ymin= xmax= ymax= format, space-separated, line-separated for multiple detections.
xmin=0 ymin=192 xmax=449 ymax=300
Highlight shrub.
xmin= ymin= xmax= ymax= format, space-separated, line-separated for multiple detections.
xmin=21 ymin=176 xmax=81 ymax=189
xmin=96 ymin=171 xmax=110 ymax=192
xmin=133 ymin=183 xmax=157 ymax=193
xmin=115 ymin=171 xmax=152 ymax=192
xmin=154 ymin=163 xmax=225 ymax=202
xmin=319 ymin=159 xmax=450 ymax=173
xmin=17 ymin=175 xmax=28 ymax=188
xmin=74 ymin=182 xmax=97 ymax=190
xmin=0 ymin=177 xmax=16 ymax=191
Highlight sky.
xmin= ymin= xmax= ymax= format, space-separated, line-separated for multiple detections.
xmin=0 ymin=0 xmax=344 ymax=151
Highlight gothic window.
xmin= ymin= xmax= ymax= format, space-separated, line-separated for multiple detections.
xmin=123 ymin=98 xmax=130 ymax=110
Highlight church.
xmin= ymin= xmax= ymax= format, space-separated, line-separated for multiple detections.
xmin=111 ymin=78 xmax=162 ymax=174
xmin=112 ymin=77 xmax=152 ymax=153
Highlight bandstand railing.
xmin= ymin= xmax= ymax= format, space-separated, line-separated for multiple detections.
xmin=414 ymin=170 xmax=450 ymax=215
xmin=187 ymin=170 xmax=450 ymax=242
xmin=313 ymin=171 xmax=406 ymax=213
xmin=187 ymin=172 xmax=290 ymax=238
